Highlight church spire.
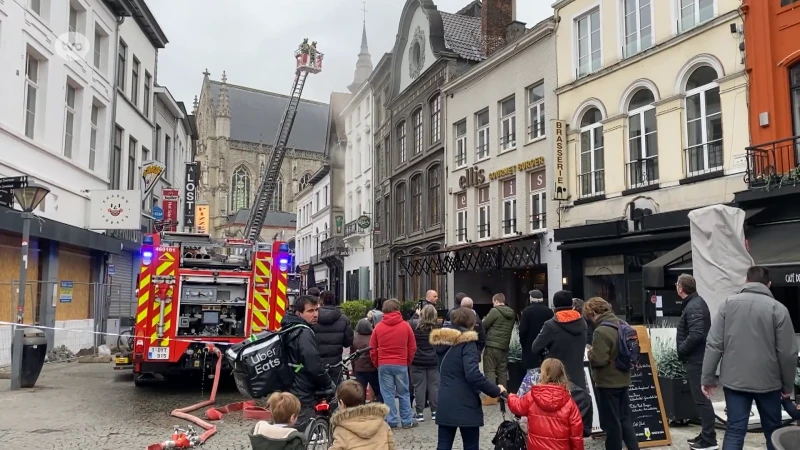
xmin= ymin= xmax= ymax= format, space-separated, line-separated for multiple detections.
xmin=348 ymin=1 xmax=373 ymax=93
xmin=217 ymin=70 xmax=231 ymax=118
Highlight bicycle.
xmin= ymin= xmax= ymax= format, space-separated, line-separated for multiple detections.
xmin=304 ymin=346 xmax=372 ymax=450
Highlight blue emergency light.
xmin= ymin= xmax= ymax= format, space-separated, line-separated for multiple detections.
xmin=143 ymin=235 xmax=154 ymax=245
xmin=142 ymin=250 xmax=153 ymax=266
xmin=278 ymin=256 xmax=289 ymax=272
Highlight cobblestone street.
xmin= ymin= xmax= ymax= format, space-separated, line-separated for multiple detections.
xmin=0 ymin=363 xmax=767 ymax=449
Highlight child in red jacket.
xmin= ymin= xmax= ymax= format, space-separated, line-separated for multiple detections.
xmin=507 ymin=358 xmax=584 ymax=450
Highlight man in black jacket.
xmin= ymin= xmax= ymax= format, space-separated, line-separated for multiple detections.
xmin=281 ymin=295 xmax=334 ymax=429
xmin=519 ymin=289 xmax=553 ymax=370
xmin=676 ymin=274 xmax=716 ymax=449
xmin=313 ymin=291 xmax=354 ymax=379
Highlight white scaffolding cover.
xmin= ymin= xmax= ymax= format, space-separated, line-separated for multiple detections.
xmin=687 ymin=205 xmax=753 ymax=324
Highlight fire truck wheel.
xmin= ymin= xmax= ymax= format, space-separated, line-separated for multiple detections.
xmin=133 ymin=374 xmax=148 ymax=388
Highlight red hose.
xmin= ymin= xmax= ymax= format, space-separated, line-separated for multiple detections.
xmin=145 ymin=345 xmax=271 ymax=450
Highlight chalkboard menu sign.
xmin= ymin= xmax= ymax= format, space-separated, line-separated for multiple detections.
xmin=630 ymin=326 xmax=671 ymax=448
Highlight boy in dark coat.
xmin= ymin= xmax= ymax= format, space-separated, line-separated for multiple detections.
xmin=249 ymin=392 xmax=306 ymax=450
xmin=531 ymin=290 xmax=587 ymax=389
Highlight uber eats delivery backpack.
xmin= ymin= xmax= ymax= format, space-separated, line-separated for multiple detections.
xmin=224 ymin=324 xmax=310 ymax=398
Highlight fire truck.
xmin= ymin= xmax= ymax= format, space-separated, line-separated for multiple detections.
xmin=122 ymin=233 xmax=292 ymax=384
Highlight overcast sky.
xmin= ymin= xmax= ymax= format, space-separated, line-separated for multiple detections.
xmin=144 ymin=0 xmax=551 ymax=107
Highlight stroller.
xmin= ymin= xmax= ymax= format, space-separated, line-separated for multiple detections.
xmin=493 ymin=392 xmax=526 ymax=450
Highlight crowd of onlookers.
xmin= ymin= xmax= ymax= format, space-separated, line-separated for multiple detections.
xmin=249 ymin=265 xmax=799 ymax=450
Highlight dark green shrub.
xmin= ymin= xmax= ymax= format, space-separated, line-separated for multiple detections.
xmin=341 ymin=299 xmax=372 ymax=327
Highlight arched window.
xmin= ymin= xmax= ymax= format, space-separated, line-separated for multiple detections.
xmin=269 ymin=175 xmax=283 ymax=211
xmin=429 ymin=95 xmax=441 ymax=143
xmin=427 ymin=165 xmax=441 ymax=225
xmin=685 ymin=66 xmax=722 ymax=176
xmin=579 ymin=107 xmax=605 ymax=197
xmin=395 ymin=182 xmax=406 ymax=236
xmin=231 ymin=165 xmax=250 ymax=211
xmin=627 ymin=89 xmax=658 ymax=188
xmin=397 ymin=121 xmax=407 ymax=163
xmin=412 ymin=109 xmax=423 ymax=155
xmin=299 ymin=172 xmax=312 ymax=191
xmin=410 ymin=174 xmax=422 ymax=232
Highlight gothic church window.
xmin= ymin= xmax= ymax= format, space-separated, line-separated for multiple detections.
xmin=231 ymin=165 xmax=251 ymax=211
xmin=299 ymin=172 xmax=312 ymax=190
xmin=269 ymin=175 xmax=283 ymax=211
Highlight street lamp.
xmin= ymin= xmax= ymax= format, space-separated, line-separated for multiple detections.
xmin=10 ymin=182 xmax=49 ymax=391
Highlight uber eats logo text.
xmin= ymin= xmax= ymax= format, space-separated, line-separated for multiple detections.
xmin=250 ymin=347 xmax=280 ymax=375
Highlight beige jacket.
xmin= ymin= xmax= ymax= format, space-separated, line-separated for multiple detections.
xmin=330 ymin=403 xmax=394 ymax=450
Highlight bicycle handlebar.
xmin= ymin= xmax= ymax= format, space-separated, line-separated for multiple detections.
xmin=326 ymin=346 xmax=372 ymax=370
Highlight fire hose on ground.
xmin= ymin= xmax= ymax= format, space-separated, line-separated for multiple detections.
xmin=145 ymin=346 xmax=271 ymax=450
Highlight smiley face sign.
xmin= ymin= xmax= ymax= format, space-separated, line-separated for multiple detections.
xmin=98 ymin=193 xmax=132 ymax=227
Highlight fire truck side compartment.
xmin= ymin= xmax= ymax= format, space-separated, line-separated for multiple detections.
xmin=178 ymin=280 xmax=248 ymax=337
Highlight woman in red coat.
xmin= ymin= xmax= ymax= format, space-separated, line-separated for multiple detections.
xmin=507 ymin=358 xmax=584 ymax=450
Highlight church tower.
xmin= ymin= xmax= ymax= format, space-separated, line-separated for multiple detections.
xmin=347 ymin=12 xmax=373 ymax=93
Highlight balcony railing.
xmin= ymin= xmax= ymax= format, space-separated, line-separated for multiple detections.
xmin=321 ymin=236 xmax=348 ymax=258
xmin=578 ymin=169 xmax=605 ymax=199
xmin=625 ymin=156 xmax=659 ymax=189
xmin=683 ymin=140 xmax=723 ymax=178
xmin=455 ymin=227 xmax=467 ymax=243
xmin=344 ymin=219 xmax=367 ymax=238
xmin=502 ymin=218 xmax=517 ymax=236
xmin=745 ymin=135 xmax=800 ymax=189
xmin=530 ymin=212 xmax=546 ymax=231
xmin=478 ymin=223 xmax=491 ymax=240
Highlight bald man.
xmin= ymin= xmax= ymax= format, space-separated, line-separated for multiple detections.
xmin=458 ymin=298 xmax=487 ymax=353
xmin=413 ymin=290 xmax=439 ymax=320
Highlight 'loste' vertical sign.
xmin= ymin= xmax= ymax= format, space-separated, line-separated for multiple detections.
xmin=551 ymin=120 xmax=569 ymax=201
xmin=184 ymin=162 xmax=199 ymax=231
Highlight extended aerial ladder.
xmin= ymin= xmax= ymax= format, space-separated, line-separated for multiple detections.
xmin=244 ymin=40 xmax=324 ymax=242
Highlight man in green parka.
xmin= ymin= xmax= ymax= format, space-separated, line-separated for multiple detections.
xmin=481 ymin=293 xmax=516 ymax=405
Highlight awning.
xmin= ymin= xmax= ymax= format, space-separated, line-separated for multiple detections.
xmin=399 ymin=235 xmax=541 ymax=276
xmin=643 ymin=221 xmax=800 ymax=288
xmin=642 ymin=241 xmax=692 ymax=288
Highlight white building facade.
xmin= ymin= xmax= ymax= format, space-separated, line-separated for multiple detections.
xmin=152 ymin=85 xmax=192 ymax=231
xmin=342 ymin=83 xmax=374 ymax=301
xmin=294 ymin=166 xmax=332 ymax=292
xmin=442 ymin=19 xmax=562 ymax=308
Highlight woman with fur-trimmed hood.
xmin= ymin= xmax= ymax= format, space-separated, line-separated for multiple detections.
xmin=330 ymin=380 xmax=394 ymax=450
xmin=430 ymin=307 xmax=505 ymax=450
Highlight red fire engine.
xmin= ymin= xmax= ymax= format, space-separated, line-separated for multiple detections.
xmin=125 ymin=232 xmax=291 ymax=385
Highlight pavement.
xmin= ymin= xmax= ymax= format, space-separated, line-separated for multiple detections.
xmin=0 ymin=362 xmax=770 ymax=449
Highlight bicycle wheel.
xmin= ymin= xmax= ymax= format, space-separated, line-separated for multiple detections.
xmin=306 ymin=418 xmax=331 ymax=450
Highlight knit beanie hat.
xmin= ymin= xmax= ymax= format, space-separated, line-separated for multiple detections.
xmin=553 ymin=290 xmax=574 ymax=309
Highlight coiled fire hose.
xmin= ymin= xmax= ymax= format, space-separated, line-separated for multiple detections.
xmin=145 ymin=345 xmax=271 ymax=450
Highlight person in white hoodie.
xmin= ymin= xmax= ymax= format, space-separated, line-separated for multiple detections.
xmin=249 ymin=392 xmax=306 ymax=450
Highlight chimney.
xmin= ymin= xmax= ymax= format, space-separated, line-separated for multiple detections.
xmin=482 ymin=0 xmax=514 ymax=56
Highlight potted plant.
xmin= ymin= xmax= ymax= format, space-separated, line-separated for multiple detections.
xmin=506 ymin=323 xmax=525 ymax=394
xmin=652 ymin=335 xmax=698 ymax=424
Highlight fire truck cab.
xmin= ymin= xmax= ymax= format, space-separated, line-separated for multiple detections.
xmin=126 ymin=232 xmax=290 ymax=385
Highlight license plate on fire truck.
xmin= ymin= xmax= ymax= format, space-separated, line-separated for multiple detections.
xmin=148 ymin=347 xmax=170 ymax=360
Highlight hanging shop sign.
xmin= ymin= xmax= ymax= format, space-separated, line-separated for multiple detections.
xmin=162 ymin=188 xmax=179 ymax=232
xmin=357 ymin=215 xmax=371 ymax=229
xmin=552 ymin=120 xmax=569 ymax=200
xmin=141 ymin=161 xmax=166 ymax=197
xmin=458 ymin=166 xmax=486 ymax=189
xmin=195 ymin=203 xmax=209 ymax=234
xmin=488 ymin=157 xmax=545 ymax=181
xmin=184 ymin=162 xmax=199 ymax=230
xmin=88 ymin=190 xmax=142 ymax=230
